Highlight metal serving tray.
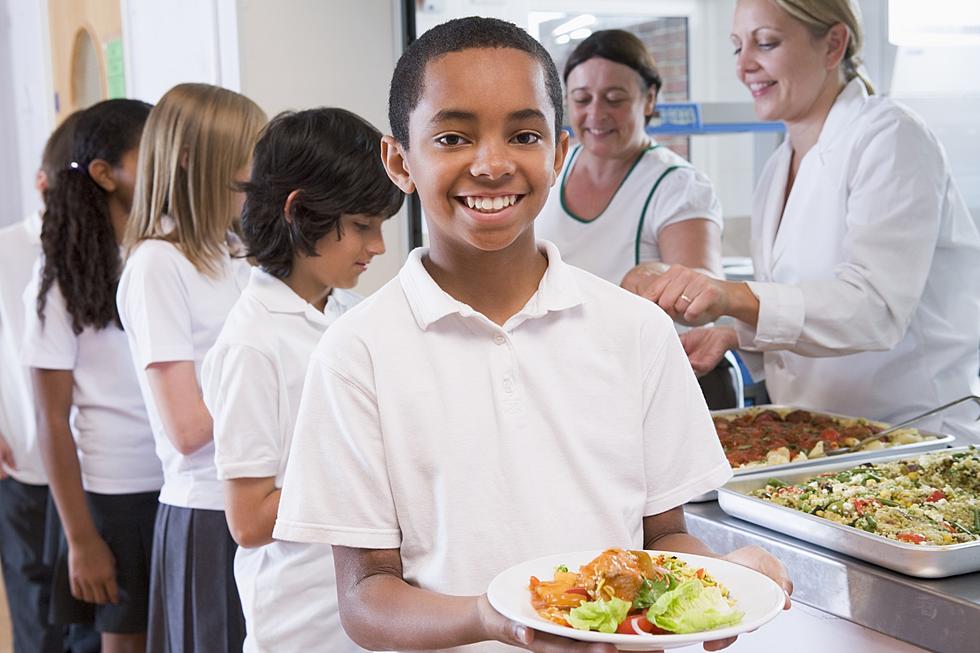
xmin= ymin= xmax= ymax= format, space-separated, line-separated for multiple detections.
xmin=688 ymin=405 xmax=956 ymax=503
xmin=716 ymin=446 xmax=980 ymax=578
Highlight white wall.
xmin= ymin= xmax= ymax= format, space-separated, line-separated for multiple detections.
xmin=122 ymin=0 xmax=240 ymax=103
xmin=0 ymin=0 xmax=52 ymax=227
xmin=234 ymin=0 xmax=407 ymax=294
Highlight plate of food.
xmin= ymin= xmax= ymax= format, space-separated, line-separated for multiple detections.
xmin=486 ymin=548 xmax=785 ymax=650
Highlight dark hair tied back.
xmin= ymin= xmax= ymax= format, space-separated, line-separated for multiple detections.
xmin=37 ymin=99 xmax=151 ymax=334
xmin=564 ymin=29 xmax=663 ymax=103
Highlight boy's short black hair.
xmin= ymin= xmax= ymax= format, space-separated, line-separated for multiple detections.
xmin=241 ymin=108 xmax=404 ymax=279
xmin=389 ymin=16 xmax=564 ymax=147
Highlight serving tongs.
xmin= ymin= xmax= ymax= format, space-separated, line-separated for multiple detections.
xmin=825 ymin=394 xmax=980 ymax=456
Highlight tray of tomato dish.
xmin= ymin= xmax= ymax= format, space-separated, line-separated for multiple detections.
xmin=486 ymin=548 xmax=784 ymax=650
xmin=689 ymin=406 xmax=955 ymax=503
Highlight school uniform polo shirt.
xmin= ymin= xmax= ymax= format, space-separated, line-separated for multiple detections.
xmin=0 ymin=213 xmax=45 ymax=484
xmin=201 ymin=267 xmax=362 ymax=653
xmin=21 ymin=262 xmax=162 ymax=494
xmin=117 ymin=236 xmax=250 ymax=510
xmin=275 ymin=241 xmax=731 ymax=653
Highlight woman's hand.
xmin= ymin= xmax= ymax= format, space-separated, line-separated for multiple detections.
xmin=68 ymin=533 xmax=119 ymax=605
xmin=477 ymin=595 xmax=663 ymax=653
xmin=622 ymin=263 xmax=760 ymax=327
xmin=679 ymin=327 xmax=738 ymax=376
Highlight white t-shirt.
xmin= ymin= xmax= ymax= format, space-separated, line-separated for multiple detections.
xmin=21 ymin=264 xmax=162 ymax=494
xmin=117 ymin=237 xmax=249 ymax=509
xmin=0 ymin=213 xmax=45 ymax=484
xmin=274 ymin=242 xmax=732 ymax=653
xmin=201 ymin=267 xmax=362 ymax=653
xmin=536 ymin=143 xmax=723 ymax=285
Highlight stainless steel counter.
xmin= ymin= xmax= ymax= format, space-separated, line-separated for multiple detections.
xmin=685 ymin=501 xmax=980 ymax=653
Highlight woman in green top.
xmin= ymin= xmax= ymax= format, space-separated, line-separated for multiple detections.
xmin=536 ymin=29 xmax=724 ymax=287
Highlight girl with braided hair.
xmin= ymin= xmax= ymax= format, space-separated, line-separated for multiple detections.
xmin=22 ymin=98 xmax=161 ymax=653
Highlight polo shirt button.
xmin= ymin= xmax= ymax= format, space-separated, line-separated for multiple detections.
xmin=503 ymin=378 xmax=514 ymax=393
xmin=494 ymin=335 xmax=506 ymax=345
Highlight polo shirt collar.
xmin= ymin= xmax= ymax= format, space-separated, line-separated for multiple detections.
xmin=399 ymin=240 xmax=585 ymax=330
xmin=246 ymin=266 xmax=346 ymax=326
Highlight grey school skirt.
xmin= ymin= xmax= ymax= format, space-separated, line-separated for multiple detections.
xmin=147 ymin=504 xmax=245 ymax=653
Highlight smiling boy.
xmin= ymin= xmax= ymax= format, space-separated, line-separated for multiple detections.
xmin=274 ymin=17 xmax=791 ymax=653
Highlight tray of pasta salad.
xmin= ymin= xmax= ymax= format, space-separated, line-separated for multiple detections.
xmin=487 ymin=548 xmax=784 ymax=650
xmin=717 ymin=446 xmax=980 ymax=578
xmin=688 ymin=405 xmax=955 ymax=503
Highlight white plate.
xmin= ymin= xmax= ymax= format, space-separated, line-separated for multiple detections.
xmin=487 ymin=550 xmax=785 ymax=651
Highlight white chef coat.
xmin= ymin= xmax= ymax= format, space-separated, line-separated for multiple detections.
xmin=735 ymin=78 xmax=980 ymax=441
xmin=0 ymin=213 xmax=45 ymax=484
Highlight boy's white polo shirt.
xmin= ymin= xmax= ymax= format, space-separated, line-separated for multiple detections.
xmin=21 ymin=265 xmax=162 ymax=494
xmin=117 ymin=237 xmax=250 ymax=510
xmin=201 ymin=266 xmax=362 ymax=653
xmin=275 ymin=241 xmax=731 ymax=652
xmin=0 ymin=213 xmax=46 ymax=484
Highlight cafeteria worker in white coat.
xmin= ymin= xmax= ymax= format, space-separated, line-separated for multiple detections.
xmin=624 ymin=0 xmax=980 ymax=441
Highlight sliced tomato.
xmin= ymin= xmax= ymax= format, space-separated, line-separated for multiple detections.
xmin=819 ymin=428 xmax=841 ymax=442
xmin=616 ymin=614 xmax=661 ymax=635
xmin=897 ymin=532 xmax=926 ymax=544
xmin=925 ymin=490 xmax=946 ymax=503
xmin=852 ymin=498 xmax=879 ymax=515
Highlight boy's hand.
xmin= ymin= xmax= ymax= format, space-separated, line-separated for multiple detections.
xmin=477 ymin=595 xmax=664 ymax=653
xmin=0 ymin=432 xmax=15 ymax=478
xmin=68 ymin=534 xmax=120 ymax=605
xmin=698 ymin=546 xmax=792 ymax=652
xmin=679 ymin=327 xmax=738 ymax=376
xmin=721 ymin=545 xmax=793 ymax=608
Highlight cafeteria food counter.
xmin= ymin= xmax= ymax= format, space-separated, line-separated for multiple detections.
xmin=685 ymin=501 xmax=980 ymax=653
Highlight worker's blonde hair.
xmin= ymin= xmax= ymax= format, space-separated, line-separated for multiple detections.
xmin=126 ymin=83 xmax=267 ymax=275
xmin=771 ymin=0 xmax=874 ymax=94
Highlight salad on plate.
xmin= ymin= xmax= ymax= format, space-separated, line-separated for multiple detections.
xmin=528 ymin=548 xmax=743 ymax=636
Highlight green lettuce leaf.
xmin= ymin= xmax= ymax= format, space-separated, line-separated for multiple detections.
xmin=645 ymin=579 xmax=744 ymax=634
xmin=567 ymin=597 xmax=631 ymax=633
xmin=632 ymin=573 xmax=677 ymax=610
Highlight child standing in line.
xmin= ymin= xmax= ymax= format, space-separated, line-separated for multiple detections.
xmin=22 ymin=99 xmax=160 ymax=653
xmin=116 ymin=83 xmax=266 ymax=653
xmin=0 ymin=111 xmax=100 ymax=653
xmin=274 ymin=17 xmax=792 ymax=653
xmin=201 ymin=107 xmax=403 ymax=653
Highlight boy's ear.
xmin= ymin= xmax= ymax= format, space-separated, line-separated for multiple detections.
xmin=551 ymin=131 xmax=570 ymax=184
xmin=87 ymin=159 xmax=117 ymax=193
xmin=380 ymin=135 xmax=416 ymax=195
xmin=282 ymin=189 xmax=302 ymax=223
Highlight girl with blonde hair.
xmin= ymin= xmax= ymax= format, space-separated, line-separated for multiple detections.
xmin=117 ymin=82 xmax=266 ymax=652
xmin=632 ymin=0 xmax=980 ymax=441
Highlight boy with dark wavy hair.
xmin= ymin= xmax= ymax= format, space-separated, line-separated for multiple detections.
xmin=202 ymin=106 xmax=402 ymax=653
